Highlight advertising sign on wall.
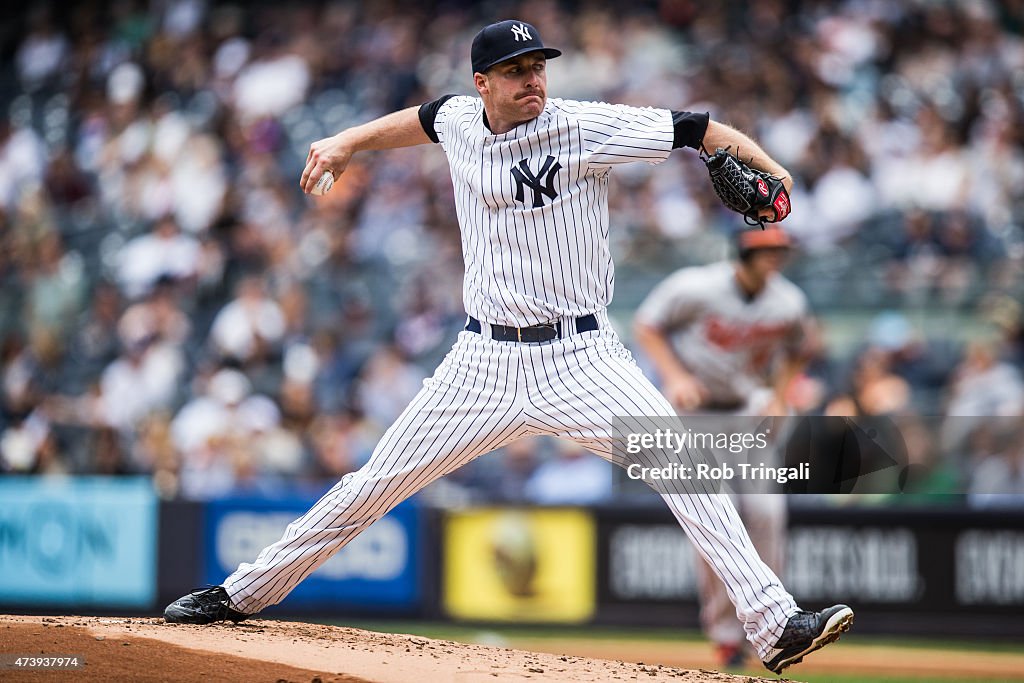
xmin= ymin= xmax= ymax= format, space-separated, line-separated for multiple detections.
xmin=443 ymin=508 xmax=596 ymax=623
xmin=203 ymin=496 xmax=422 ymax=611
xmin=594 ymin=505 xmax=1024 ymax=636
xmin=0 ymin=477 xmax=158 ymax=608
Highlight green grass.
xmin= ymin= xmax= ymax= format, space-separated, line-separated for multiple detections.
xmin=717 ymin=665 xmax=1024 ymax=683
xmin=316 ymin=619 xmax=1021 ymax=654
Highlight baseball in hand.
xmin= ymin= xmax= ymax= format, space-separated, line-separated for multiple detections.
xmin=311 ymin=170 xmax=335 ymax=196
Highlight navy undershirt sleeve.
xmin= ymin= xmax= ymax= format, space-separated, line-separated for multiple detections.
xmin=418 ymin=94 xmax=457 ymax=143
xmin=671 ymin=110 xmax=710 ymax=150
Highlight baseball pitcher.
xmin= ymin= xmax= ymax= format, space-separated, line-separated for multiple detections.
xmin=165 ymin=20 xmax=851 ymax=675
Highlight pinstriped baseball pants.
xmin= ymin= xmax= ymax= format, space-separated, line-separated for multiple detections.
xmin=223 ymin=313 xmax=798 ymax=657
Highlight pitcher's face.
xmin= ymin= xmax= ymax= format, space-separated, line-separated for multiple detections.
xmin=476 ymin=53 xmax=548 ymax=131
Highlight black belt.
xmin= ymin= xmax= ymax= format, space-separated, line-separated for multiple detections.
xmin=466 ymin=314 xmax=599 ymax=343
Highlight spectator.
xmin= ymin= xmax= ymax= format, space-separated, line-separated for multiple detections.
xmin=118 ymin=276 xmax=192 ymax=348
xmin=24 ymin=230 xmax=86 ymax=341
xmin=133 ymin=411 xmax=181 ymax=496
xmin=488 ymin=438 xmax=543 ymax=503
xmin=117 ymin=214 xmax=201 ymax=299
xmin=231 ymin=34 xmax=311 ymax=122
xmin=14 ymin=7 xmax=69 ymax=92
xmin=0 ymin=116 xmax=47 ymax=212
xmin=98 ymin=326 xmax=184 ymax=434
xmin=69 ymin=280 xmax=124 ymax=381
xmin=308 ymin=408 xmax=378 ymax=479
xmin=208 ymin=275 xmax=286 ymax=365
xmin=524 ymin=441 xmax=613 ymax=505
xmin=0 ymin=406 xmax=61 ymax=474
xmin=946 ymin=341 xmax=1024 ymax=418
xmin=354 ymin=344 xmax=425 ymax=427
xmin=940 ymin=340 xmax=1024 ymax=464
xmin=967 ymin=425 xmax=1024 ymax=508
xmin=170 ymin=367 xmax=284 ymax=498
xmin=825 ymin=347 xmax=912 ymax=417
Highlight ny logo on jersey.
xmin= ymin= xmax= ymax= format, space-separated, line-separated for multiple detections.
xmin=511 ymin=155 xmax=561 ymax=208
xmin=511 ymin=23 xmax=532 ymax=41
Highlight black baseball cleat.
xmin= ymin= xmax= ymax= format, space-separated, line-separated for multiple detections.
xmin=762 ymin=604 xmax=854 ymax=674
xmin=164 ymin=586 xmax=250 ymax=624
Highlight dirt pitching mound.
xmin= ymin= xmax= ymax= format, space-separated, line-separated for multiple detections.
xmin=0 ymin=616 xmax=779 ymax=683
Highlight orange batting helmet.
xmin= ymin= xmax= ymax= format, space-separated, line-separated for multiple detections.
xmin=736 ymin=226 xmax=791 ymax=259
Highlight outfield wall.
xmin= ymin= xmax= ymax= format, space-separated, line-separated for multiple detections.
xmin=1 ymin=478 xmax=1021 ymax=638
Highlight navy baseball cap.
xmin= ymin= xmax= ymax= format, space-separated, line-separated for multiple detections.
xmin=471 ymin=20 xmax=561 ymax=74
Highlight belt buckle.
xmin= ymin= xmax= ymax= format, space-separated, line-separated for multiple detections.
xmin=517 ymin=327 xmax=522 ymax=342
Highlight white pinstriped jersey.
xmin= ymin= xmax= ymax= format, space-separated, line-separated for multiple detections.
xmin=429 ymin=96 xmax=674 ymax=327
xmin=636 ymin=261 xmax=809 ymax=405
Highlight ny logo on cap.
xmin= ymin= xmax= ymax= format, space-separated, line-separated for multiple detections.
xmin=511 ymin=23 xmax=532 ymax=41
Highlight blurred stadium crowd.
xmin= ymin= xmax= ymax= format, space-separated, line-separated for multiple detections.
xmin=1 ymin=0 xmax=1022 ymax=503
